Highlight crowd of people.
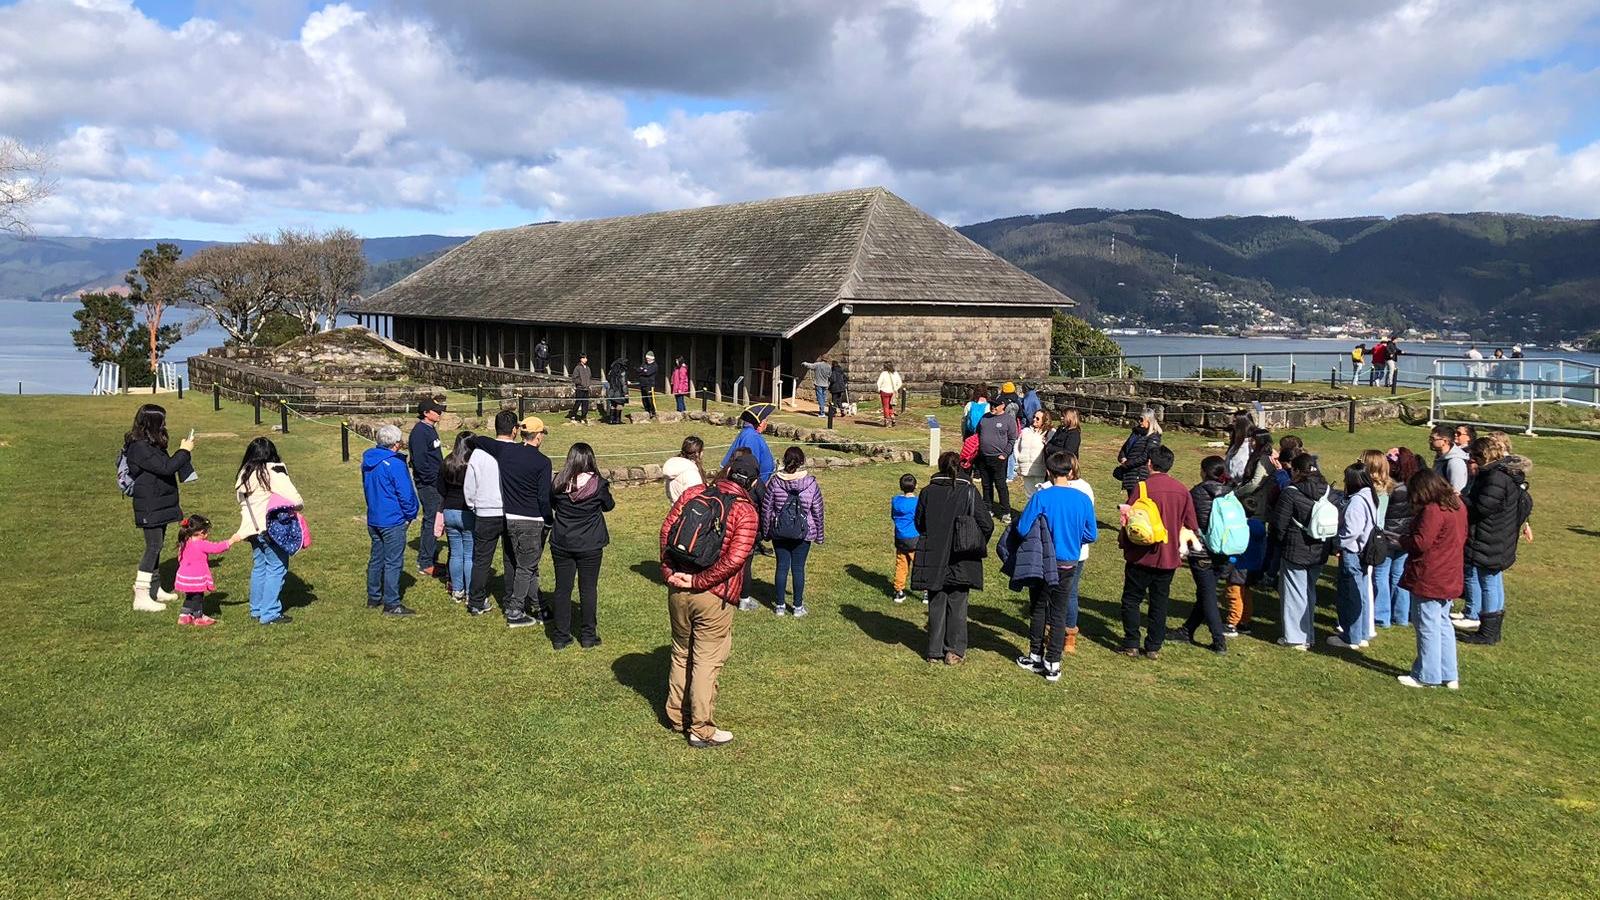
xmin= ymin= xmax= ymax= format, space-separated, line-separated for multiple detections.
xmin=119 ymin=381 xmax=1534 ymax=748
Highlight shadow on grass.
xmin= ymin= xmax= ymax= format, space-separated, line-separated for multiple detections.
xmin=839 ymin=601 xmax=1018 ymax=661
xmin=281 ymin=569 xmax=317 ymax=612
xmin=612 ymin=645 xmax=674 ymax=731
xmin=843 ymin=563 xmax=892 ymax=598
xmin=1567 ymin=525 xmax=1600 ymax=539
xmin=629 ymin=559 xmax=663 ymax=586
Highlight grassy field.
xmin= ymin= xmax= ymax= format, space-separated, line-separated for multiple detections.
xmin=2 ymin=391 xmax=1597 ymax=898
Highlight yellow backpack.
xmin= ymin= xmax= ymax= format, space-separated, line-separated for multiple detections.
xmin=1124 ymin=481 xmax=1169 ymax=546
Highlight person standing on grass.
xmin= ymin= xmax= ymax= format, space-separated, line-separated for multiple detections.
xmin=890 ymin=473 xmax=920 ymax=604
xmin=962 ymin=386 xmax=990 ymax=439
xmin=439 ymin=431 xmax=476 ymax=603
xmin=828 ymin=360 xmax=849 ymax=416
xmin=123 ymin=403 xmax=194 ymax=612
xmin=1020 ymin=383 xmax=1042 ymax=428
xmin=549 ymin=442 xmax=613 ymax=650
xmin=1045 ymin=407 xmax=1082 ymax=461
xmin=1385 ymin=338 xmax=1402 ymax=387
xmin=912 ymin=451 xmax=994 ymax=666
xmin=567 ymin=351 xmax=593 ymax=426
xmin=1016 ymin=408 xmax=1051 ymax=497
xmin=1224 ymin=410 xmax=1253 ymax=481
xmin=1117 ymin=445 xmax=1197 ymax=659
xmin=671 ymin=356 xmax=691 ymax=413
xmin=1114 ymin=408 xmax=1163 ymax=495
xmin=802 ymin=357 xmax=833 ymax=417
xmin=409 ymin=399 xmax=446 ymax=579
xmin=362 ymin=424 xmax=420 ymax=618
xmin=721 ymin=404 xmax=777 ymax=608
xmin=1397 ymin=469 xmax=1467 ymax=690
xmin=637 ymin=351 xmax=659 ymax=418
xmin=1456 ymin=437 xmax=1533 ymax=646
xmin=1329 ymin=462 xmax=1379 ymax=651
xmin=172 ymin=513 xmax=232 ymax=627
xmin=1169 ymin=455 xmax=1232 ymax=655
xmin=663 ymin=436 xmax=705 ymax=504
xmin=1375 ymin=447 xmax=1421 ymax=629
xmin=1429 ymin=424 xmax=1469 ymax=494
xmin=976 ymin=397 xmax=1019 ymax=524
xmin=763 ymin=446 xmax=825 ymax=618
xmin=465 ymin=411 xmax=516 ymax=617
xmin=470 ymin=415 xmax=553 ymax=628
xmin=1272 ymin=453 xmax=1332 ymax=650
xmin=1013 ymin=451 xmax=1098 ymax=682
xmin=659 ymin=453 xmax=761 ymax=749
xmin=1370 ymin=339 xmax=1389 ymax=387
xmin=876 ymin=362 xmax=903 ymax=425
xmin=1351 ymin=343 xmax=1365 ymax=379
xmin=605 ymin=357 xmax=629 ymax=425
xmin=232 ymin=437 xmax=303 ymax=626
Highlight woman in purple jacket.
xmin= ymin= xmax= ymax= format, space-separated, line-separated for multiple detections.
xmin=763 ymin=446 xmax=826 ymax=618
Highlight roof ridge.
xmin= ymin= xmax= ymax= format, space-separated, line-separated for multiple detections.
xmin=486 ymin=186 xmax=889 ymax=238
xmin=837 ymin=187 xmax=888 ymax=301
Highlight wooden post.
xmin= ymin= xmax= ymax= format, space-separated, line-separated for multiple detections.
xmin=1290 ymin=362 xmax=1297 ymax=384
xmin=213 ymin=384 xmax=220 ymax=411
xmin=341 ymin=421 xmax=350 ymax=462
xmin=518 ymin=395 xmax=527 ymax=419
xmin=177 ymin=377 xmax=184 ymax=400
xmin=280 ymin=403 xmax=289 ymax=434
xmin=254 ymin=393 xmax=262 ymax=425
xmin=476 ymin=385 xmax=484 ymax=418
xmin=1347 ymin=397 xmax=1357 ymax=434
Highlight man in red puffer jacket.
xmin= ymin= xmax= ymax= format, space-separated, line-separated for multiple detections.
xmin=659 ymin=454 xmax=760 ymax=749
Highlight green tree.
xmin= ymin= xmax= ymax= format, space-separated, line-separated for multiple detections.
xmin=126 ymin=242 xmax=183 ymax=379
xmin=68 ymin=290 xmax=180 ymax=389
xmin=1050 ymin=311 xmax=1134 ymax=378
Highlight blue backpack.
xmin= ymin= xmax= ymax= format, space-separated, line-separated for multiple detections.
xmin=264 ymin=506 xmax=304 ymax=556
xmin=1205 ymin=491 xmax=1250 ymax=556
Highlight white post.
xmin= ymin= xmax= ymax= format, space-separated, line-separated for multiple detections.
xmin=928 ymin=418 xmax=940 ymax=467
xmin=1198 ymin=354 xmax=1205 ymax=383
xmin=1526 ymin=391 xmax=1536 ymax=436
xmin=1241 ymin=353 xmax=1248 ymax=383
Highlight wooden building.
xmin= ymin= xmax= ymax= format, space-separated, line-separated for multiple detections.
xmin=352 ymin=187 xmax=1071 ymax=403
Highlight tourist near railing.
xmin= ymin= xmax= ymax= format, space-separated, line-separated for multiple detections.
xmin=1429 ymin=359 xmax=1600 ymax=439
xmin=1050 ymin=350 xmax=1463 ymax=389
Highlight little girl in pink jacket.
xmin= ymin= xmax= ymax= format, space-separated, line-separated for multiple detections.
xmin=173 ymin=514 xmax=236 ymax=627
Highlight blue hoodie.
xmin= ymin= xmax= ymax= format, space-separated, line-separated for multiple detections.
xmin=722 ymin=424 xmax=775 ymax=483
xmin=363 ymin=446 xmax=419 ymax=528
xmin=1017 ymin=482 xmax=1098 ymax=564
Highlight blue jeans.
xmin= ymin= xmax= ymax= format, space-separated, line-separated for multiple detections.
xmin=367 ymin=523 xmax=407 ymax=610
xmin=1372 ymin=552 xmax=1411 ymax=627
xmin=1411 ymin=598 xmax=1459 ymax=685
xmin=773 ymin=537 xmax=811 ymax=610
xmin=1463 ymin=565 xmax=1505 ymax=618
xmin=416 ymin=483 xmax=442 ymax=571
xmin=675 ymin=393 xmax=687 ymax=412
xmin=1064 ymin=559 xmax=1085 ymax=629
xmin=1337 ymin=552 xmax=1374 ymax=644
xmin=814 ymin=385 xmax=828 ymax=414
xmin=248 ymin=536 xmax=290 ymax=622
xmin=1279 ymin=563 xmax=1320 ymax=646
xmin=443 ymin=509 xmax=476 ymax=594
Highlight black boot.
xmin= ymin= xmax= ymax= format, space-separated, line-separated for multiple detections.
xmin=1459 ymin=610 xmax=1503 ymax=645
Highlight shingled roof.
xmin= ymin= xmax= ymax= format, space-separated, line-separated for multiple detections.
xmin=356 ymin=187 xmax=1071 ymax=338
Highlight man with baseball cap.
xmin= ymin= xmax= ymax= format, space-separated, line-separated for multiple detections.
xmin=469 ymin=414 xmax=553 ymax=627
xmin=410 ymin=398 xmax=447 ymax=577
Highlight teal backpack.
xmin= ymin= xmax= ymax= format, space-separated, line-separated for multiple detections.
xmin=1205 ymin=491 xmax=1250 ymax=556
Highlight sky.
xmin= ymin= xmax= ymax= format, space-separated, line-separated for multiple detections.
xmin=2 ymin=0 xmax=1599 ymax=240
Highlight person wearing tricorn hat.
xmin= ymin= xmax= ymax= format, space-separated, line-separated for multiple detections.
xmin=410 ymin=397 xmax=446 ymax=578
xmin=722 ymin=403 xmax=776 ymax=609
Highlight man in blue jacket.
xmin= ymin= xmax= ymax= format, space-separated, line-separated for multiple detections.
xmin=409 ymin=398 xmax=446 ymax=577
xmin=364 ymin=424 xmax=420 ymax=617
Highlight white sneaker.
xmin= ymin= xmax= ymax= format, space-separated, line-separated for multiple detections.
xmin=737 ymin=597 xmax=757 ymax=611
xmin=774 ymin=605 xmax=788 ymax=617
xmin=1043 ymin=661 xmax=1062 ymax=683
xmin=1445 ymin=680 xmax=1460 ymax=690
xmin=688 ymin=729 xmax=734 ymax=749
xmin=1357 ymin=640 xmax=1371 ymax=649
xmin=1452 ymin=618 xmax=1480 ymax=631
xmin=1397 ymin=675 xmax=1425 ymax=688
xmin=1016 ymin=653 xmax=1043 ymax=672
xmin=1276 ymin=638 xmax=1309 ymax=651
xmin=1449 ymin=611 xmax=1464 ymax=621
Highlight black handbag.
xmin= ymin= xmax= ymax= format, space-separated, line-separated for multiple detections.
xmin=951 ymin=482 xmax=984 ymax=555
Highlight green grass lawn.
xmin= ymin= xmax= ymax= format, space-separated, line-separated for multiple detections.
xmin=2 ymin=392 xmax=1597 ymax=898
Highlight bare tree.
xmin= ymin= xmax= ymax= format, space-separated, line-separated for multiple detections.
xmin=1 ymin=139 xmax=55 ymax=235
xmin=279 ymin=227 xmax=367 ymax=334
xmin=126 ymin=243 xmax=184 ymax=378
xmin=175 ymin=239 xmax=292 ymax=346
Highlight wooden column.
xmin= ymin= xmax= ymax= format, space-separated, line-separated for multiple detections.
xmin=771 ymin=337 xmax=783 ymax=405
xmin=562 ymin=330 xmax=571 ymax=376
xmin=742 ymin=335 xmax=752 ymax=406
xmin=688 ymin=336 xmax=698 ymax=399
xmin=714 ymin=335 xmax=724 ymax=402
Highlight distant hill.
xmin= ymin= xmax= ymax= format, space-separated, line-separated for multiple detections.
xmin=959 ymin=209 xmax=1600 ymax=339
xmin=0 ymin=234 xmax=470 ymax=302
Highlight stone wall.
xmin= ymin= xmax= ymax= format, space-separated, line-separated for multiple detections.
xmin=794 ymin=305 xmax=1052 ymax=394
xmin=942 ymin=379 xmax=1411 ymax=433
xmin=186 ymin=354 xmax=446 ymax=415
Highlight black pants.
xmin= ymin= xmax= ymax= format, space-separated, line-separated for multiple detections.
xmin=468 ymin=515 xmax=516 ymax=610
xmin=607 ymin=401 xmax=623 ymax=424
xmin=139 ymin=525 xmax=167 ymax=573
xmin=641 ymin=387 xmax=657 ymax=417
xmin=569 ymin=388 xmax=590 ymax=422
xmin=977 ymin=455 xmax=1010 ymax=516
xmin=1121 ymin=562 xmax=1175 ymax=652
xmin=1184 ymin=557 xmax=1226 ymax=646
xmin=416 ymin=483 xmax=442 ymax=570
xmin=552 ymin=547 xmax=602 ymax=646
xmin=1029 ymin=573 xmax=1072 ymax=662
xmin=183 ymin=591 xmax=204 ymax=616
xmin=927 ymin=588 xmax=970 ymax=660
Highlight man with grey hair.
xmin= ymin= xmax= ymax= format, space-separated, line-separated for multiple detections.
xmin=363 ymin=423 xmax=420 ymax=617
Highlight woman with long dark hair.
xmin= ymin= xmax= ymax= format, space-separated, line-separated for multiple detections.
xmin=123 ymin=403 xmax=195 ymax=612
xmin=605 ymin=357 xmax=629 ymax=425
xmin=1375 ymin=447 xmax=1419 ymax=628
xmin=439 ymin=431 xmax=476 ymax=602
xmin=1329 ymin=462 xmax=1380 ymax=650
xmin=232 ymin=437 xmax=302 ymax=625
xmin=763 ymin=446 xmax=825 ymax=617
xmin=663 ymin=436 xmax=705 ymax=503
xmin=1272 ymin=453 xmax=1332 ymax=650
xmin=1225 ymin=411 xmax=1254 ymax=480
xmin=1397 ymin=469 xmax=1467 ymax=689
xmin=1044 ymin=407 xmax=1082 ymax=460
xmin=1457 ymin=436 xmax=1533 ymax=645
xmin=550 ymin=442 xmax=614 ymax=649
xmin=912 ymin=450 xmax=994 ymax=665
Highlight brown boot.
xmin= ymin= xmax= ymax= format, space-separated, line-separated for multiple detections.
xmin=1064 ymin=627 xmax=1079 ymax=655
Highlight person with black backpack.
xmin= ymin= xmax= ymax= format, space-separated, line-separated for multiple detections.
xmin=762 ymin=447 xmax=825 ymax=618
xmin=659 ymin=453 xmax=761 ymax=749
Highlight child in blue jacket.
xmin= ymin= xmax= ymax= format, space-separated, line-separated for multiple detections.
xmin=891 ymin=473 xmax=920 ymax=603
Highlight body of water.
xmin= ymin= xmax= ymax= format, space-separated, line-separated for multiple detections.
xmin=0 ymin=298 xmax=229 ymax=394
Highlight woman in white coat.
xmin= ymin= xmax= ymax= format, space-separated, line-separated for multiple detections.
xmin=1016 ymin=409 xmax=1052 ymax=496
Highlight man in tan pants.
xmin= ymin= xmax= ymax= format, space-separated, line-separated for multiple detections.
xmin=658 ymin=455 xmax=761 ymax=749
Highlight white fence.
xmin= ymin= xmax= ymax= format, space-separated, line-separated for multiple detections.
xmin=1429 ymin=356 xmax=1600 ymax=438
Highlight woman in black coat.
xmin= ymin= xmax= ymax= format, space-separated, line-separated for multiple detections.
xmin=549 ymin=442 xmax=615 ymax=649
xmin=123 ymin=403 xmax=195 ymax=612
xmin=1114 ymin=408 xmax=1163 ymax=494
xmin=911 ymin=451 xmax=994 ymax=665
xmin=1459 ymin=438 xmax=1532 ymax=645
xmin=1044 ymin=407 xmax=1082 ymax=461
xmin=605 ymin=359 xmax=629 ymax=425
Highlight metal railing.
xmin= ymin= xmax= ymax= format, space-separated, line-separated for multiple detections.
xmin=1050 ymin=351 xmax=1456 ymax=389
xmin=1429 ymin=370 xmax=1600 ymax=438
